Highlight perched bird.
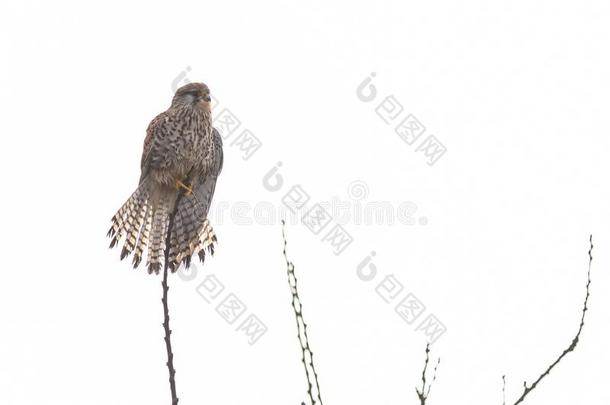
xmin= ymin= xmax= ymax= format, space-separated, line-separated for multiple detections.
xmin=108 ymin=83 xmax=224 ymax=274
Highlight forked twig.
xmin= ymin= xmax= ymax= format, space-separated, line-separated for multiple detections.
xmin=416 ymin=343 xmax=440 ymax=405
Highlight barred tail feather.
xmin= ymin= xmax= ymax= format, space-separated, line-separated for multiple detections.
xmin=107 ymin=191 xmax=135 ymax=248
xmin=107 ymin=179 xmax=153 ymax=264
xmin=168 ymin=195 xmax=217 ymax=272
xmin=147 ymin=195 xmax=170 ymax=274
xmin=132 ymin=202 xmax=152 ymax=268
xmin=193 ymin=219 xmax=217 ymax=263
xmin=120 ymin=192 xmax=149 ymax=260
xmin=169 ymin=200 xmax=190 ymax=272
xmin=170 ymin=196 xmax=200 ymax=270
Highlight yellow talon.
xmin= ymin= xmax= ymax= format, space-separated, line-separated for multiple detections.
xmin=175 ymin=179 xmax=193 ymax=195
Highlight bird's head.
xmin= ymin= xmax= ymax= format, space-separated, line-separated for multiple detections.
xmin=172 ymin=82 xmax=212 ymax=110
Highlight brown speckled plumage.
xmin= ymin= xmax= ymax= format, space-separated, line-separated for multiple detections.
xmin=108 ymin=83 xmax=223 ymax=274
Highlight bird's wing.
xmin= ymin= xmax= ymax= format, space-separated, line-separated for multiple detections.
xmin=169 ymin=128 xmax=222 ymax=267
xmin=193 ymin=127 xmax=223 ymax=218
xmin=139 ymin=110 xmax=177 ymax=183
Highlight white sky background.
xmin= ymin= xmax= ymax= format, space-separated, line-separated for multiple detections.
xmin=1 ymin=1 xmax=609 ymax=404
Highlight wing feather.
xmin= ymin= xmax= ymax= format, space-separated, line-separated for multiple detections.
xmin=139 ymin=111 xmax=178 ymax=183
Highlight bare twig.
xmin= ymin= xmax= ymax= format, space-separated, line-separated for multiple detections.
xmin=416 ymin=343 xmax=440 ymax=405
xmin=161 ymin=198 xmax=183 ymax=405
xmin=282 ymin=221 xmax=324 ymax=405
xmin=510 ymin=235 xmax=594 ymax=405
xmin=502 ymin=375 xmax=506 ymax=405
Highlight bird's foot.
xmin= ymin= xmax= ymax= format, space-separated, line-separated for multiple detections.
xmin=175 ymin=179 xmax=193 ymax=195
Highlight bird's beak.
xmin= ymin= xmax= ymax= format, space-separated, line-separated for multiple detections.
xmin=204 ymin=95 xmax=211 ymax=102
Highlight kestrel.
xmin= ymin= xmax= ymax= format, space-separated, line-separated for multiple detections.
xmin=108 ymin=83 xmax=224 ymax=274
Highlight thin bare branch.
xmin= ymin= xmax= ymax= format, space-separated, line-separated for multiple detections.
xmin=282 ymin=221 xmax=324 ymax=405
xmin=510 ymin=235 xmax=594 ymax=404
xmin=161 ymin=196 xmax=183 ymax=405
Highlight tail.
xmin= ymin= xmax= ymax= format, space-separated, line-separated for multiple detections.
xmin=108 ymin=181 xmax=152 ymax=267
xmin=108 ymin=177 xmax=172 ymax=274
xmin=108 ymin=178 xmax=217 ymax=274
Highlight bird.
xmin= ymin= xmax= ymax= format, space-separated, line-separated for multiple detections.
xmin=107 ymin=82 xmax=224 ymax=274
